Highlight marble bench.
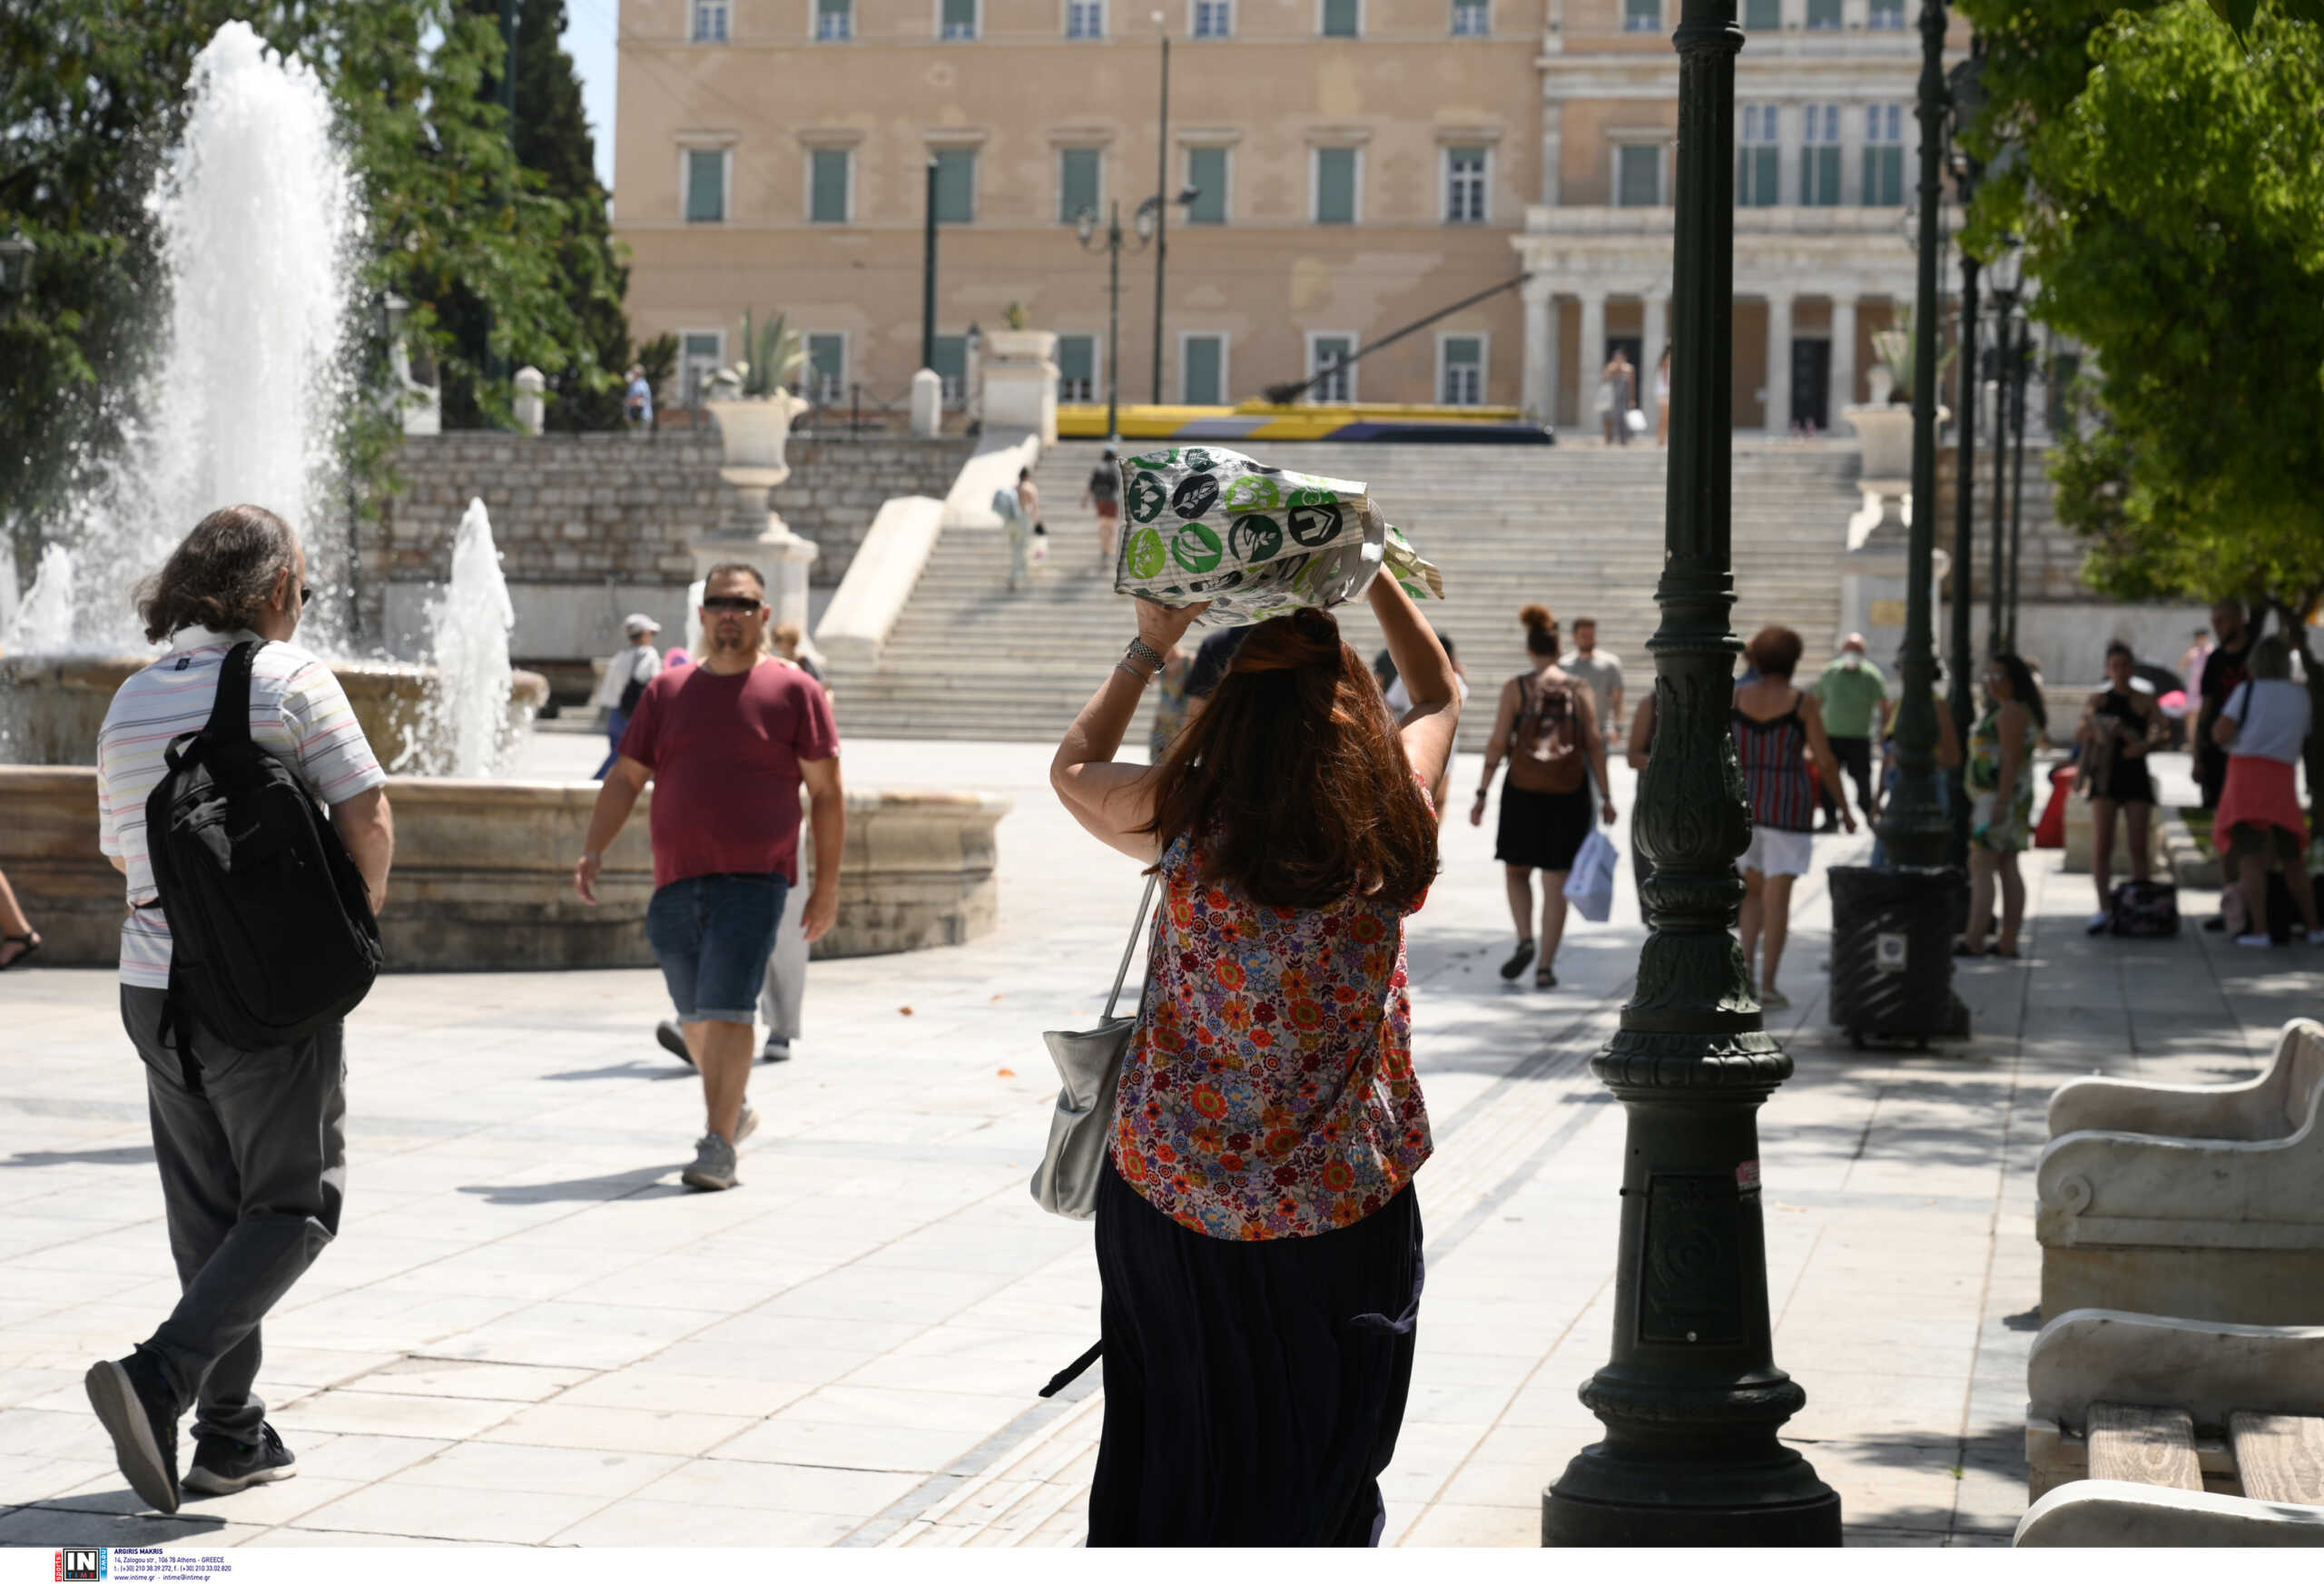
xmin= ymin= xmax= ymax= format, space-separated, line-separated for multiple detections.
xmin=2037 ymin=1019 xmax=2324 ymax=1324
xmin=2019 ymin=1309 xmax=2324 ymax=1546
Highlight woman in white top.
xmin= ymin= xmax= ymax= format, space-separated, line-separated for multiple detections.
xmin=2211 ymin=635 xmax=2321 ymax=945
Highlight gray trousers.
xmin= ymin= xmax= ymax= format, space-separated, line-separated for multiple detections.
xmin=120 ymin=986 xmax=347 ymax=1446
xmin=758 ymin=891 xmax=807 ymax=1042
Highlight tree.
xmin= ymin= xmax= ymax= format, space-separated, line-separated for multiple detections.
xmin=1967 ymin=0 xmax=2324 ymax=811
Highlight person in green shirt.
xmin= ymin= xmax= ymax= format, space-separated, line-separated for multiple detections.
xmin=1814 ymin=633 xmax=1891 ymax=831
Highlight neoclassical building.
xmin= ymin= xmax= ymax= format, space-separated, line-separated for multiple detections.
xmin=615 ymin=0 xmax=1965 ymax=424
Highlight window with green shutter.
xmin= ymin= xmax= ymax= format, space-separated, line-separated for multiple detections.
xmin=816 ymin=0 xmax=852 ymax=39
xmin=1322 ymin=0 xmax=1359 ymax=35
xmin=1441 ymin=337 xmax=1483 ymax=405
xmin=1738 ymin=105 xmax=1779 ymax=206
xmin=940 ymin=0 xmax=978 ymax=37
xmin=806 ymin=334 xmax=845 ymax=398
xmin=1806 ymin=0 xmax=1840 ymax=25
xmin=1187 ymin=148 xmax=1227 ymax=223
xmin=810 ymin=149 xmax=850 ymax=223
xmin=1059 ymin=148 xmax=1101 ymax=225
xmin=933 ymin=148 xmax=976 ymax=223
xmin=1863 ymin=103 xmax=1905 ymax=206
xmin=1743 ymin=0 xmax=1779 ymax=27
xmin=1616 ymin=144 xmax=1659 ymax=207
xmin=1800 ymin=103 xmax=1839 ymax=206
xmin=931 ymin=334 xmax=968 ymax=402
xmin=1315 ymin=148 xmax=1357 ymax=224
xmin=684 ymin=148 xmax=726 ymax=222
xmin=1182 ymin=336 xmax=1225 ymax=405
xmin=1309 ymin=336 xmax=1354 ymax=401
xmin=1056 ymin=335 xmax=1096 ymax=400
xmin=1623 ymin=0 xmax=1659 ymax=31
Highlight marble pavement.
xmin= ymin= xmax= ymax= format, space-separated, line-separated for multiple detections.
xmin=0 ymin=738 xmax=2307 ymax=1549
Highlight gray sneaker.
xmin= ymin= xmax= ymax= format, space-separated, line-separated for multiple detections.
xmin=682 ymin=1132 xmax=738 ymax=1191
xmin=735 ymin=1106 xmax=758 ymax=1144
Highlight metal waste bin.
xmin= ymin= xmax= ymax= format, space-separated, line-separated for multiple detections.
xmin=1827 ymin=864 xmax=1966 ymax=1049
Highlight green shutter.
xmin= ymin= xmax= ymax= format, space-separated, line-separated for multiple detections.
xmin=934 ymin=148 xmax=976 ymax=223
xmin=1183 ymin=336 xmax=1223 ymax=405
xmin=1187 ymin=148 xmax=1226 ymax=223
xmin=1623 ymin=0 xmax=1659 ymax=29
xmin=685 ymin=149 xmax=724 ymax=222
xmin=1619 ymin=145 xmax=1658 ymax=206
xmin=941 ymin=0 xmax=977 ymax=34
xmin=807 ymin=334 xmax=844 ymax=391
xmin=1815 ymin=147 xmax=1839 ymax=206
xmin=1059 ymin=148 xmax=1100 ymax=225
xmin=1056 ymin=334 xmax=1095 ymax=393
xmin=931 ymin=335 xmax=967 ymax=383
xmin=811 ymin=149 xmax=849 ymax=223
xmin=1743 ymin=0 xmax=1779 ymax=26
xmin=1807 ymin=0 xmax=1839 ymax=24
xmin=1323 ymin=0 xmax=1358 ymax=34
xmin=1315 ymin=148 xmax=1356 ymax=223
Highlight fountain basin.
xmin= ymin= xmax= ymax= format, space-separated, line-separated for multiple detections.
xmin=0 ymin=655 xmax=547 ymax=769
xmin=0 ymin=766 xmax=1009 ymax=970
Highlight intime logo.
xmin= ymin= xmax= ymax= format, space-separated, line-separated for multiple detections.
xmin=57 ymin=1550 xmax=108 ymax=1582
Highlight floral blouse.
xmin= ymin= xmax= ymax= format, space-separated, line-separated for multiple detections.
xmin=1111 ymin=828 xmax=1434 ymax=1241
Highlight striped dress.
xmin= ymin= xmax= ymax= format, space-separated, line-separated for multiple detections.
xmin=96 ymin=626 xmax=387 ymax=989
xmin=1732 ymin=692 xmax=1817 ymax=834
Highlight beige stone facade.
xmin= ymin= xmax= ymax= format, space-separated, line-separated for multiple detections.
xmin=615 ymin=0 xmax=1960 ymax=421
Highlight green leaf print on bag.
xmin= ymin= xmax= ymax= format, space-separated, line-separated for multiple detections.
xmin=1127 ymin=526 xmax=1168 ymax=579
xmin=1127 ymin=473 xmax=1168 ymax=524
xmin=1224 ymin=474 xmax=1281 ymax=512
xmin=1170 ymin=520 xmax=1224 ymax=574
xmin=1181 ymin=448 xmax=1220 ymax=473
xmin=1227 ymin=514 xmax=1283 ymax=564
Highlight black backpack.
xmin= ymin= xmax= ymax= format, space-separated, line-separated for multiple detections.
xmin=143 ymin=641 xmax=382 ymax=1049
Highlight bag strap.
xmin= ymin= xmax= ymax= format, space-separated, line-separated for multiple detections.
xmin=202 ymin=640 xmax=261 ymax=750
xmin=1102 ymin=874 xmax=1160 ymax=1021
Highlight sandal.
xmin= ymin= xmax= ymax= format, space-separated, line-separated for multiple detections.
xmin=1534 ymin=964 xmax=1557 ymax=989
xmin=1952 ymin=940 xmax=1984 ymax=959
xmin=1500 ymin=940 xmax=1536 ymax=981
xmin=1988 ymin=944 xmax=2020 ymax=959
xmin=0 ymin=932 xmax=39 ymax=970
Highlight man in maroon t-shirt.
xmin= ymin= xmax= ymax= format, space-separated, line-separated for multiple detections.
xmin=575 ymin=563 xmax=843 ymax=1190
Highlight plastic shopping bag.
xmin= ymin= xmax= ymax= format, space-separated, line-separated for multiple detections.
xmin=1562 ymin=827 xmax=1618 ymax=924
xmin=1112 ymin=445 xmax=1443 ymax=624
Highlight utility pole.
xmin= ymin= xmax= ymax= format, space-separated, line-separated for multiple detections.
xmin=1541 ymin=0 xmax=1840 ymax=1546
xmin=922 ymin=159 xmax=939 ymax=372
xmin=1149 ymin=15 xmax=1172 ymax=405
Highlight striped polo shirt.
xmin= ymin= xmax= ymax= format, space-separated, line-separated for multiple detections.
xmin=96 ymin=626 xmax=387 ymax=989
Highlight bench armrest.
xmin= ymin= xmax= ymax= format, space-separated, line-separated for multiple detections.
xmin=2028 ymin=1310 xmax=2324 ymax=1432
xmin=2048 ymin=1073 xmax=2288 ymax=1143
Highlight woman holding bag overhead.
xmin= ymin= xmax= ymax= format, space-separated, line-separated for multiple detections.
xmin=1049 ymin=569 xmax=1459 ymax=1547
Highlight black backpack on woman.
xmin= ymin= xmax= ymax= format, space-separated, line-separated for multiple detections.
xmin=143 ymin=641 xmax=382 ymax=1048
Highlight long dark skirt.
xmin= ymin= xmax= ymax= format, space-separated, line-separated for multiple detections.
xmin=1086 ymin=1159 xmax=1423 ymax=1547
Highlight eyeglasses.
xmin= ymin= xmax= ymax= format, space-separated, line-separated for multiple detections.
xmin=702 ymin=595 xmax=763 ymax=614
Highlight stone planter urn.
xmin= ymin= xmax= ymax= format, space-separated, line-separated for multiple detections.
xmin=704 ymin=389 xmax=810 ymax=497
xmin=1844 ymin=402 xmax=1951 ymax=485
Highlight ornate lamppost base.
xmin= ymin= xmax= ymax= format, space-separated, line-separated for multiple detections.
xmin=1545 ymin=1451 xmax=1843 ymax=1546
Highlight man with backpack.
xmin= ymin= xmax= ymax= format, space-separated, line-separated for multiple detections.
xmin=88 ymin=505 xmax=394 ymax=1515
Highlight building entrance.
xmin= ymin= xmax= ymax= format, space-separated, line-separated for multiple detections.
xmin=1790 ymin=339 xmax=1831 ymax=433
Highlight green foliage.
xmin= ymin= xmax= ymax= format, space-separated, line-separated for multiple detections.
xmin=1960 ymin=0 xmax=2324 ymax=631
xmin=732 ymin=311 xmax=807 ymax=399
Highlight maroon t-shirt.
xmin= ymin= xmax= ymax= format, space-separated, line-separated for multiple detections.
xmin=617 ymin=659 xmax=839 ymax=890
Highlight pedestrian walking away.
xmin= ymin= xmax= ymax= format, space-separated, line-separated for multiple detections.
xmin=993 ymin=470 xmax=1033 ymax=591
xmin=87 ymin=504 xmax=395 ymax=1516
xmin=576 ymin=563 xmax=844 ymax=1190
xmin=1600 ymin=349 xmax=1636 ymax=446
xmin=2211 ymin=635 xmax=2323 ymax=948
xmin=1472 ymin=605 xmax=1615 ymax=989
xmin=623 ymin=363 xmax=654 ymax=430
xmin=1957 ymin=653 xmax=2043 ymax=959
xmin=2191 ymin=598 xmax=2254 ymax=811
xmin=1049 ymin=568 xmax=1459 ymax=1545
xmin=1561 ymin=616 xmax=1624 ymax=743
xmin=1654 ymin=344 xmax=1672 ymax=447
xmin=1814 ymin=632 xmax=1890 ymax=831
xmin=2075 ymin=641 xmax=2167 ymax=932
xmin=1083 ymin=446 xmax=1124 ymax=569
xmin=0 ymin=864 xmax=41 ymax=969
xmin=592 ymin=613 xmax=663 ymax=780
xmin=1733 ymin=625 xmax=1855 ymax=1008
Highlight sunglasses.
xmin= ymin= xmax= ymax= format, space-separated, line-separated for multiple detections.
xmin=703 ymin=595 xmax=763 ymax=614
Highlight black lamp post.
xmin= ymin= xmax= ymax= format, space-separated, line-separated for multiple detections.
xmin=1984 ymin=247 xmax=2023 ymax=659
xmin=2003 ymin=320 xmax=2034 ymax=652
xmin=1944 ymin=48 xmax=1984 ymax=874
xmin=921 ymin=158 xmax=940 ymax=375
xmin=1077 ymin=200 xmax=1160 ymax=445
xmin=1541 ymin=0 xmax=1840 ymax=1545
xmin=1148 ymin=10 xmax=1173 ymax=404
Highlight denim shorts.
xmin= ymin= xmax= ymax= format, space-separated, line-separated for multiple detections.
xmin=645 ymin=872 xmax=789 ymax=1027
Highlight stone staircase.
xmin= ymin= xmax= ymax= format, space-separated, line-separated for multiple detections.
xmin=820 ymin=438 xmax=1863 ymax=748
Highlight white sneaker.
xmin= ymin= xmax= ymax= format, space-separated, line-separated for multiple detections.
xmin=2233 ymin=933 xmax=2273 ymax=949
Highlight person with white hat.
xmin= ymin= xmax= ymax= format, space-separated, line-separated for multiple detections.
xmin=594 ymin=613 xmax=664 ymax=780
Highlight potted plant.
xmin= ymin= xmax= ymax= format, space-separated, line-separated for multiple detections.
xmin=704 ymin=310 xmax=811 ymax=483
xmin=1848 ymin=306 xmax=1951 ymax=480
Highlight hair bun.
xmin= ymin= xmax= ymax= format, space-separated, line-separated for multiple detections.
xmin=1519 ymin=603 xmax=1554 ymax=631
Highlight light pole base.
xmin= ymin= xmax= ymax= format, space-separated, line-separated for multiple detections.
xmin=1544 ymin=1444 xmax=1842 ymax=1546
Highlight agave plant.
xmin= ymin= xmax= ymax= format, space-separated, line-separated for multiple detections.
xmin=729 ymin=310 xmax=809 ymax=398
xmin=1870 ymin=305 xmax=1956 ymax=408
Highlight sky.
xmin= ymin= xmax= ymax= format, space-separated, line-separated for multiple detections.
xmin=562 ymin=0 xmax=618 ymax=192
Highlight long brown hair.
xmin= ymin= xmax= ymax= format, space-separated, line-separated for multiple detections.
xmin=135 ymin=505 xmax=299 ymax=644
xmin=1142 ymin=607 xmax=1438 ymax=911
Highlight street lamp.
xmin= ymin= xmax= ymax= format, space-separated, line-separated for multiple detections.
xmin=1149 ymin=11 xmax=1174 ymax=403
xmin=1541 ymin=0 xmax=1840 ymax=1546
xmin=1944 ymin=45 xmax=1985 ymax=874
xmin=2004 ymin=318 xmax=2034 ymax=652
xmin=1984 ymin=244 xmax=2024 ymax=660
xmin=1077 ymin=198 xmax=1167 ymax=444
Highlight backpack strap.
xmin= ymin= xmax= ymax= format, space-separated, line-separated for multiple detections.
xmin=203 ymin=641 xmax=261 ymax=749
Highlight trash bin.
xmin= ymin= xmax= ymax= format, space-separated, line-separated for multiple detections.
xmin=1827 ymin=864 xmax=1966 ymax=1049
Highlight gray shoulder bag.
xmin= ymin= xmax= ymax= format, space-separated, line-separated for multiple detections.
xmin=1030 ymin=875 xmax=1157 ymax=1221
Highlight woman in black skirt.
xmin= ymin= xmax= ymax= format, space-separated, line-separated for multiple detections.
xmin=1470 ymin=605 xmax=1616 ymax=989
xmin=2075 ymin=640 xmax=2166 ymax=932
xmin=1050 ymin=570 xmax=1461 ymax=1546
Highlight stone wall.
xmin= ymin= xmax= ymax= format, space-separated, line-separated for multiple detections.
xmin=771 ymin=434 xmax=973 ymax=587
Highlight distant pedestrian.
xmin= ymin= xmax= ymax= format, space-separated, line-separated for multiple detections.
xmin=2075 ymin=641 xmax=2166 ymax=932
xmin=1049 ymin=570 xmax=1459 ymax=1545
xmin=2192 ymin=599 xmax=2254 ymax=810
xmin=1956 ymin=653 xmax=2043 ymax=959
xmin=769 ymin=619 xmax=821 ymax=683
xmin=1083 ymin=447 xmax=1124 ymax=569
xmin=1733 ymin=625 xmax=1855 ymax=1008
xmin=592 ymin=614 xmax=662 ymax=780
xmin=1865 ymin=664 xmax=1960 ymax=868
xmin=1814 ymin=633 xmax=1889 ymax=831
xmin=1561 ymin=617 xmax=1624 ymax=743
xmin=993 ymin=472 xmax=1032 ymax=591
xmin=1019 ymin=467 xmax=1049 ymax=568
xmin=87 ymin=505 xmax=395 ymax=1515
xmin=1626 ymin=685 xmax=1658 ymax=920
xmin=1387 ymin=635 xmax=1468 ymax=816
xmin=2180 ymin=627 xmax=2213 ymax=703
xmin=576 ymin=563 xmax=844 ymax=1191
xmin=624 ymin=363 xmax=654 ymax=430
xmin=2212 ymin=635 xmax=2322 ymax=947
xmin=1472 ymin=605 xmax=1614 ymax=989
xmin=1654 ymin=345 xmax=1672 ymax=447
xmin=1600 ymin=349 xmax=1636 ymax=445
xmin=0 ymin=866 xmax=39 ymax=969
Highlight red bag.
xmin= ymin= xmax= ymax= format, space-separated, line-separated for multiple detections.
xmin=2034 ymin=763 xmax=2075 ymax=849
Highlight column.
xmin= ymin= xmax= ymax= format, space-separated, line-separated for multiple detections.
xmin=1579 ymin=291 xmax=1606 ymax=437
xmin=1543 ymin=101 xmax=1564 ymax=206
xmin=1830 ymin=295 xmax=1858 ymax=426
xmin=1522 ymin=280 xmax=1560 ymax=428
xmin=1641 ymin=294 xmax=1667 ymax=379
xmin=1764 ymin=292 xmax=1792 ymax=437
